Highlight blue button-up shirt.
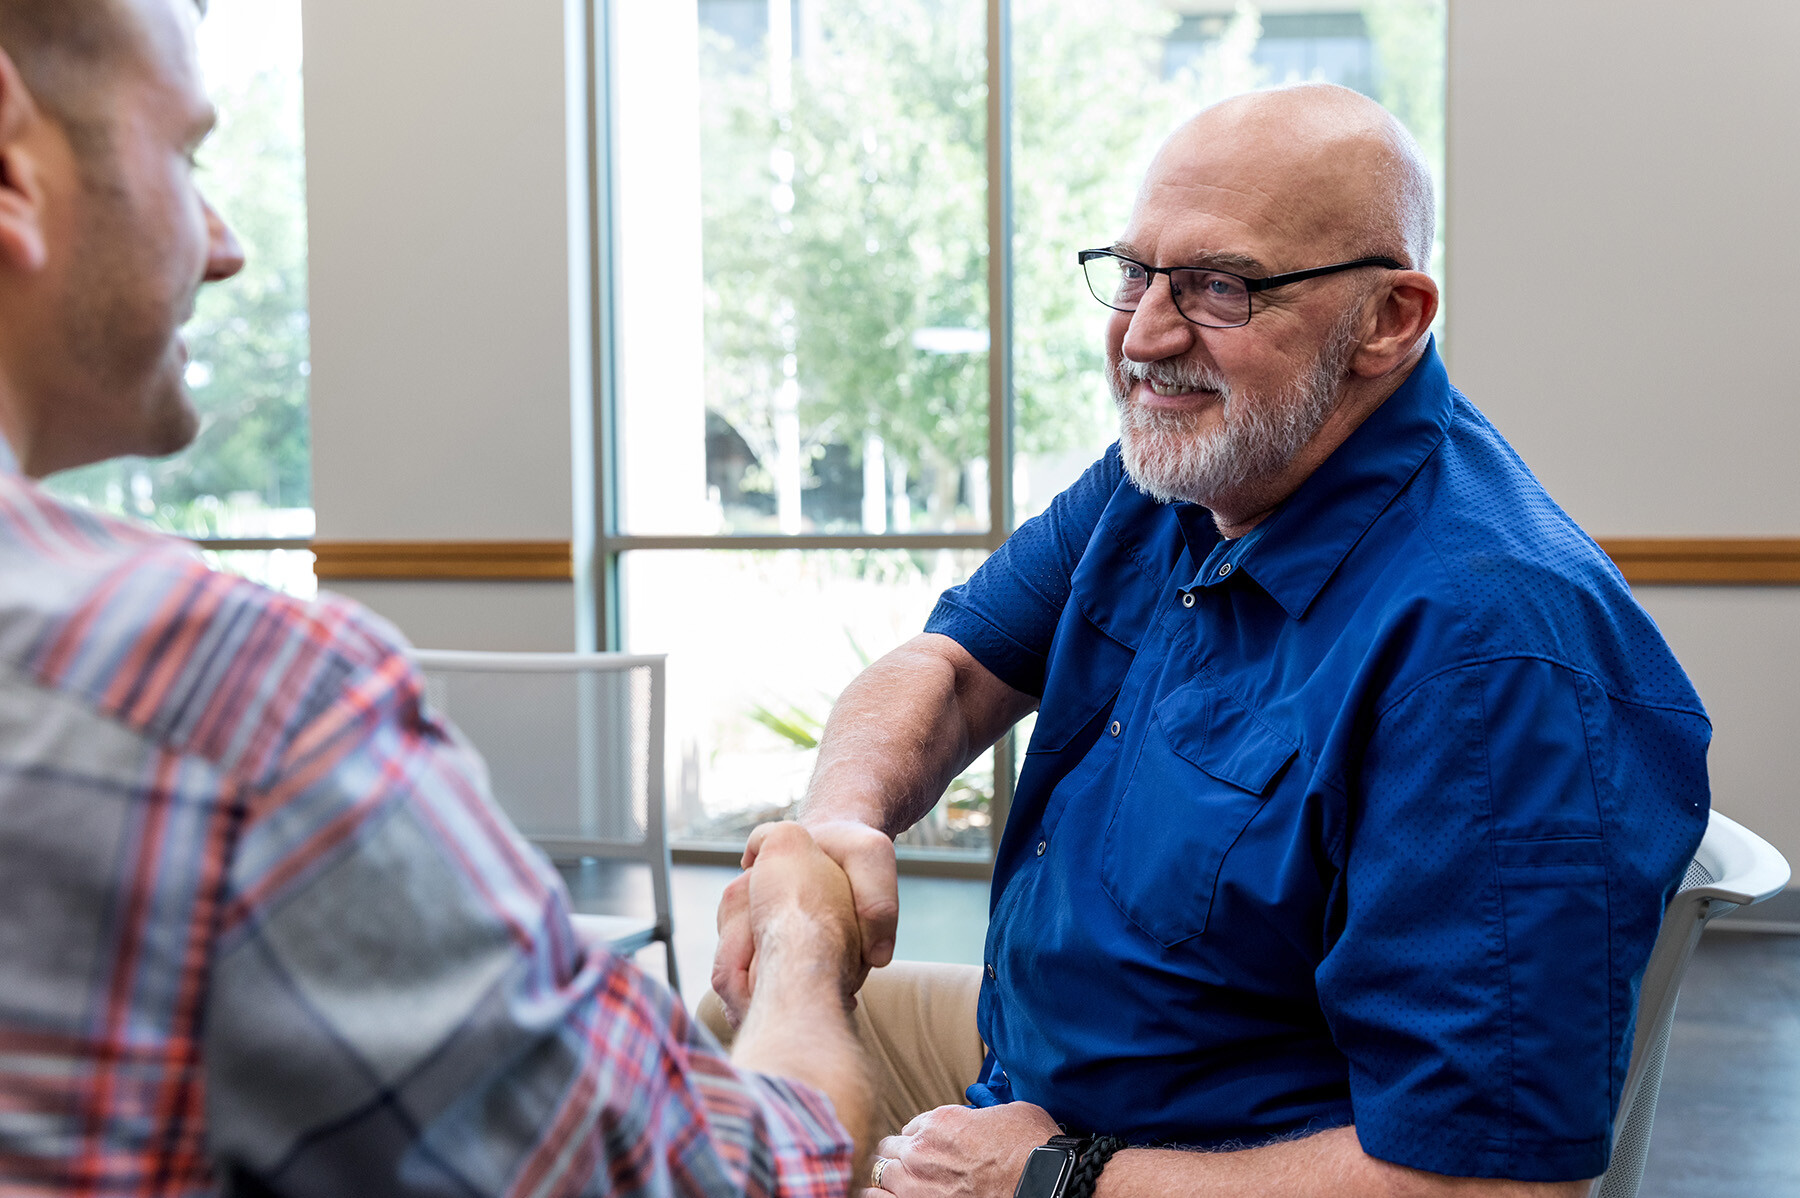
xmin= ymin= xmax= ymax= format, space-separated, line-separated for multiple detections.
xmin=925 ymin=341 xmax=1709 ymax=1182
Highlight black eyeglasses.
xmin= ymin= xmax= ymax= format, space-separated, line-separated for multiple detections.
xmin=1077 ymin=249 xmax=1406 ymax=329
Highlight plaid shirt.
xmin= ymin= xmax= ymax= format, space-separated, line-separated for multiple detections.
xmin=0 ymin=440 xmax=853 ymax=1197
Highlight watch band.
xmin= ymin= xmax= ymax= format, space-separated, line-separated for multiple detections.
xmin=1063 ymin=1134 xmax=1128 ymax=1198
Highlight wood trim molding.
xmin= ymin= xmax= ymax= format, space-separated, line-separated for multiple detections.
xmin=1599 ymin=538 xmax=1800 ymax=585
xmin=311 ymin=540 xmax=574 ymax=581
xmin=301 ymin=537 xmax=1800 ymax=585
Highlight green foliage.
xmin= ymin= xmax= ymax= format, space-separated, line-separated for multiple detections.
xmin=701 ymin=0 xmax=991 ymax=491
xmin=746 ymin=698 xmax=825 ymax=749
xmin=46 ymin=63 xmax=311 ymax=532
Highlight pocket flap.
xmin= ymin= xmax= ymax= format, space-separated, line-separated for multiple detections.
xmin=1155 ymin=685 xmax=1298 ymax=795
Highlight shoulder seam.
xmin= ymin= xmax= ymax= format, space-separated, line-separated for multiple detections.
xmin=1371 ymin=653 xmax=1711 ymax=726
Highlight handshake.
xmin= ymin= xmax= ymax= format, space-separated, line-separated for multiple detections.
xmin=703 ymin=821 xmax=1068 ymax=1198
xmin=709 ymin=819 xmax=899 ymax=1028
xmin=699 ymin=820 xmax=906 ymax=1180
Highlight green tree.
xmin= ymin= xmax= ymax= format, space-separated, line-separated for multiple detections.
xmin=701 ymin=0 xmax=992 ymax=527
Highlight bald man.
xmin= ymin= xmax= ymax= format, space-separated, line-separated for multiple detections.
xmin=708 ymin=85 xmax=1710 ymax=1197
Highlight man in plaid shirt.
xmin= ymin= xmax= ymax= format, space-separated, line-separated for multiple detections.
xmin=0 ymin=0 xmax=871 ymax=1193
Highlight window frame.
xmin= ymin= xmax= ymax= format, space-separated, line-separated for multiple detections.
xmin=586 ymin=0 xmax=1018 ymax=875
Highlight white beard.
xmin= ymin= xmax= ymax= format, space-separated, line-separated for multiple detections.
xmin=1109 ymin=310 xmax=1363 ymax=509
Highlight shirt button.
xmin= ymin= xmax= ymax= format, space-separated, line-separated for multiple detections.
xmin=1218 ymin=562 xmax=1233 ymax=578
xmin=1109 ymin=719 xmax=1122 ymax=737
xmin=986 ymin=963 xmax=997 ymax=980
xmin=1181 ymin=591 xmax=1196 ymax=608
xmin=1036 ymin=840 xmax=1047 ymax=856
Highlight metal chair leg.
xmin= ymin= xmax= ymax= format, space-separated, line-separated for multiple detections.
xmin=662 ymin=927 xmax=682 ymax=998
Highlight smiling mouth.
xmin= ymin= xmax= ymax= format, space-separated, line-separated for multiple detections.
xmin=1137 ymin=378 xmax=1223 ymax=402
xmin=1144 ymin=380 xmax=1206 ymax=397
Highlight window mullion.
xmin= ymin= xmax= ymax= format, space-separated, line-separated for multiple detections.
xmin=986 ymin=0 xmax=1013 ymax=545
xmin=590 ymin=0 xmax=622 ymax=652
xmin=985 ymin=0 xmax=1014 ymax=864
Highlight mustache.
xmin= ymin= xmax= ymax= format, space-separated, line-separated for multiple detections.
xmin=1110 ymin=356 xmax=1232 ymax=397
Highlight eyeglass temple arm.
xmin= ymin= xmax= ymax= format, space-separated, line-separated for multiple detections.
xmin=1241 ymin=256 xmax=1408 ymax=293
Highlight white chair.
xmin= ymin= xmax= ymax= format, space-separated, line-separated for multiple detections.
xmin=412 ymin=650 xmax=680 ymax=995
xmin=1589 ymin=810 xmax=1790 ymax=1198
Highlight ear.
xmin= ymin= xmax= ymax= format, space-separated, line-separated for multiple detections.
xmin=1350 ymin=271 xmax=1440 ymax=379
xmin=0 ymin=43 xmax=50 ymax=274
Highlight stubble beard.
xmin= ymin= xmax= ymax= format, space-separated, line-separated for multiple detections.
xmin=1109 ymin=307 xmax=1364 ymax=511
xmin=61 ymin=140 xmax=202 ymax=466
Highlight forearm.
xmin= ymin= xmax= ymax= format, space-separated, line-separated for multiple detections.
xmin=802 ymin=633 xmax=1034 ymax=836
xmin=731 ymin=911 xmax=874 ymax=1166
xmin=1095 ymin=1128 xmax=1590 ymax=1198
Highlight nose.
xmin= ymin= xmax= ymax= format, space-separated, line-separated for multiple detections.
xmin=202 ymin=197 xmax=246 ymax=283
xmin=1119 ymin=273 xmax=1195 ymax=363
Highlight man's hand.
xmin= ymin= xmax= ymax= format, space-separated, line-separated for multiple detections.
xmin=713 ymin=633 xmax=1033 ymax=1023
xmin=713 ymin=816 xmax=898 ymax=1024
xmin=798 ymin=817 xmax=900 ymax=968
xmin=739 ymin=821 xmax=863 ymax=1004
xmin=863 ymin=1102 xmax=1061 ymax=1198
xmin=729 ymin=821 xmax=875 ymax=1167
xmin=711 ymin=872 xmax=756 ymax=1028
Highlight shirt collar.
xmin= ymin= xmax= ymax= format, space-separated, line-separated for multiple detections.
xmin=1223 ymin=337 xmax=1455 ymax=620
xmin=0 ymin=429 xmax=17 ymax=477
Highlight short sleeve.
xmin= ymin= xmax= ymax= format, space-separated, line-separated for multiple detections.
xmin=925 ymin=445 xmax=1124 ymax=696
xmin=1315 ymin=656 xmax=1708 ymax=1182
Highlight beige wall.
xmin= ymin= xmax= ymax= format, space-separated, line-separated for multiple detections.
xmin=324 ymin=581 xmax=583 ymax=654
xmin=1447 ymin=0 xmax=1800 ymax=882
xmin=302 ymin=0 xmax=589 ymax=648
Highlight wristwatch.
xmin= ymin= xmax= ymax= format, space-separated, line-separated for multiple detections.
xmin=1011 ymin=1135 xmax=1086 ymax=1198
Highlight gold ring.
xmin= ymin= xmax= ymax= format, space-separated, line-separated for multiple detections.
xmin=871 ymin=1156 xmax=892 ymax=1188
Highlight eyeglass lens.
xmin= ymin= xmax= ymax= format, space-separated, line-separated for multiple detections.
xmin=1082 ymin=254 xmax=1251 ymax=328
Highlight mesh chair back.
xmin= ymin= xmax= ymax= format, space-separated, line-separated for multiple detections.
xmin=411 ymin=650 xmax=674 ymax=938
xmin=1590 ymin=811 xmax=1790 ymax=1198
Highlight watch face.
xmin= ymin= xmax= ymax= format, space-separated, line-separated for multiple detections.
xmin=1014 ymin=1146 xmax=1074 ymax=1198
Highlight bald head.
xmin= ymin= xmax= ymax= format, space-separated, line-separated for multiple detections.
xmin=1144 ymin=83 xmax=1435 ymax=271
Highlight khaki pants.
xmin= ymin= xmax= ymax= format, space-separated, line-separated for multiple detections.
xmin=698 ymin=961 xmax=987 ymax=1141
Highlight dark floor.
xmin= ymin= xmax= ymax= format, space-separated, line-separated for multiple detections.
xmin=1637 ymin=930 xmax=1800 ymax=1198
xmin=570 ymin=863 xmax=1800 ymax=1196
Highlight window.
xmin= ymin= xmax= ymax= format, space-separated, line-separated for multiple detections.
xmin=44 ymin=0 xmax=314 ymax=598
xmin=601 ymin=0 xmax=1447 ymax=861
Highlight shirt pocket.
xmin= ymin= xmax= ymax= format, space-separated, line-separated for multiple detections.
xmin=1100 ymin=683 xmax=1298 ymax=948
xmin=1492 ymin=835 xmax=1613 ymax=1136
